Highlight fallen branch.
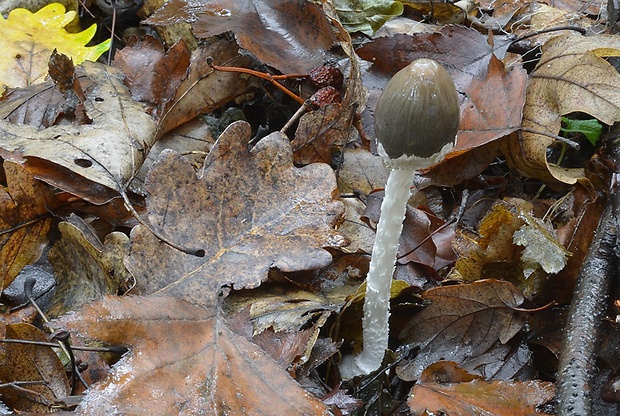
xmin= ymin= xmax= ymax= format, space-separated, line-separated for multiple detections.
xmin=556 ymin=204 xmax=617 ymax=415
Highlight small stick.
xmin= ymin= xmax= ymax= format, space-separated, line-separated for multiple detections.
xmin=207 ymin=57 xmax=307 ymax=105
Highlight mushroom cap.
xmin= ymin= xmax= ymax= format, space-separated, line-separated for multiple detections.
xmin=374 ymin=58 xmax=459 ymax=169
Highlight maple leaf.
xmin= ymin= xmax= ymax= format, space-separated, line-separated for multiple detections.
xmin=0 ymin=3 xmax=110 ymax=93
xmin=126 ymin=121 xmax=345 ymax=308
xmin=54 ymin=296 xmax=331 ymax=415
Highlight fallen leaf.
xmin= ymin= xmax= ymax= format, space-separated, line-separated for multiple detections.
xmin=48 ymin=50 xmax=91 ymax=125
xmin=408 ymin=361 xmax=554 ymax=416
xmin=452 ymin=199 xmax=527 ymax=283
xmin=0 ymin=61 xmax=157 ymax=204
xmin=397 ymin=279 xmax=526 ymax=381
xmin=154 ymin=38 xmax=255 ymax=138
xmin=337 ymin=148 xmax=390 ymax=195
xmin=513 ymin=212 xmax=570 ymax=277
xmin=112 ymin=35 xmax=191 ymax=118
xmin=223 ymin=285 xmax=335 ymax=335
xmin=47 ymin=214 xmax=130 ymax=318
xmin=0 ymin=161 xmax=56 ymax=291
xmin=292 ymin=103 xmax=354 ymax=166
xmin=0 ymin=323 xmax=69 ymax=413
xmin=338 ymin=198 xmax=376 ymax=254
xmin=461 ymin=341 xmax=534 ymax=380
xmin=332 ymin=0 xmax=404 ymax=35
xmin=145 ymin=0 xmax=337 ymax=74
xmin=55 ymin=296 xmax=331 ymax=415
xmin=0 ymin=3 xmax=110 ymax=93
xmin=126 ymin=121 xmax=345 ymax=308
xmin=509 ymin=34 xmax=620 ymax=183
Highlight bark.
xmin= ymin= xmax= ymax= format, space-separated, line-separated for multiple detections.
xmin=556 ymin=204 xmax=617 ymax=415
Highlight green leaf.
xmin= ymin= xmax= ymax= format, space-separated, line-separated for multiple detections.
xmin=560 ymin=116 xmax=603 ymax=145
xmin=333 ymin=0 xmax=404 ymax=35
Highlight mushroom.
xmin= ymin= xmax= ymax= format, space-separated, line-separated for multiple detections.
xmin=340 ymin=58 xmax=460 ymax=378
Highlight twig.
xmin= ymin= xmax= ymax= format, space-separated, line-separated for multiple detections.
xmin=207 ymin=57 xmax=307 ymax=105
xmin=556 ymin=204 xmax=617 ymax=415
xmin=0 ymin=338 xmax=127 ymax=354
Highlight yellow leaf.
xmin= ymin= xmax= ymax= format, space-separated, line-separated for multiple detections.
xmin=0 ymin=3 xmax=110 ymax=92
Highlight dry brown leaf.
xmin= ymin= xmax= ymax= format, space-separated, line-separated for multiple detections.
xmin=510 ymin=34 xmax=620 ymax=183
xmin=0 ymin=161 xmax=55 ymax=291
xmin=126 ymin=121 xmax=345 ymax=308
xmin=0 ymin=61 xmax=157 ymax=204
xmin=0 ymin=323 xmax=70 ymax=413
xmin=145 ymin=0 xmax=337 ymax=74
xmin=54 ymin=296 xmax=331 ymax=416
xmin=408 ymin=361 xmax=554 ymax=416
xmin=397 ymin=279 xmax=526 ymax=381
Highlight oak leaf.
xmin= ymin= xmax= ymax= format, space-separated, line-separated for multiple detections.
xmin=510 ymin=34 xmax=620 ymax=183
xmin=54 ymin=295 xmax=331 ymax=416
xmin=126 ymin=121 xmax=346 ymax=308
xmin=397 ymin=279 xmax=526 ymax=381
xmin=0 ymin=3 xmax=110 ymax=93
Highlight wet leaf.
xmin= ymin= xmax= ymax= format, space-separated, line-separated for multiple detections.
xmin=509 ymin=34 xmax=620 ymax=183
xmin=513 ymin=212 xmax=570 ymax=277
xmin=223 ymin=285 xmax=335 ymax=335
xmin=145 ymin=0 xmax=337 ymax=74
xmin=126 ymin=121 xmax=345 ymax=308
xmin=0 ymin=61 xmax=157 ymax=204
xmin=332 ymin=0 xmax=404 ymax=35
xmin=112 ymin=35 xmax=191 ymax=118
xmin=0 ymin=161 xmax=55 ymax=291
xmin=292 ymin=103 xmax=354 ymax=166
xmin=47 ymin=214 xmax=130 ymax=318
xmin=54 ymin=296 xmax=331 ymax=415
xmin=0 ymin=3 xmax=110 ymax=93
xmin=408 ymin=361 xmax=555 ymax=415
xmin=397 ymin=279 xmax=526 ymax=381
xmin=0 ymin=323 xmax=70 ymax=413
xmin=337 ymin=148 xmax=390 ymax=195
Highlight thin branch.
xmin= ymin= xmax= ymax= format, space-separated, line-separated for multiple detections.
xmin=556 ymin=204 xmax=617 ymax=415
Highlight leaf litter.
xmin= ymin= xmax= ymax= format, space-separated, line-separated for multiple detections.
xmin=0 ymin=0 xmax=619 ymax=414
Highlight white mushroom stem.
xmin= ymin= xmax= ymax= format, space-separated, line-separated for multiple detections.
xmin=340 ymin=168 xmax=415 ymax=378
